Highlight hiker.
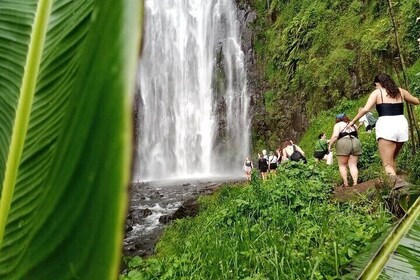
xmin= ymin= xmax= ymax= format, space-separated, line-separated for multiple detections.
xmin=348 ymin=73 xmax=419 ymax=180
xmin=313 ymin=132 xmax=330 ymax=161
xmin=268 ymin=151 xmax=278 ymax=173
xmin=329 ymin=113 xmax=362 ymax=187
xmin=243 ymin=157 xmax=253 ymax=181
xmin=276 ymin=148 xmax=282 ymax=165
xmin=358 ymin=108 xmax=377 ymax=133
xmin=258 ymin=150 xmax=269 ymax=180
xmin=282 ymin=140 xmax=307 ymax=163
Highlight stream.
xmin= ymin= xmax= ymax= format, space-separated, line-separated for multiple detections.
xmin=123 ymin=176 xmax=245 ymax=257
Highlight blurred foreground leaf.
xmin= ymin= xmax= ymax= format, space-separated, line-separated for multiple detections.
xmin=358 ymin=197 xmax=420 ymax=279
xmin=0 ymin=0 xmax=142 ymax=278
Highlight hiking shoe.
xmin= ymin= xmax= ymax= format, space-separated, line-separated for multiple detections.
xmin=393 ymin=176 xmax=409 ymax=190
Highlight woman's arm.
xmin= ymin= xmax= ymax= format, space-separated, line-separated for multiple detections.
xmin=401 ymin=88 xmax=420 ymax=105
xmin=349 ymin=90 xmax=378 ymax=126
xmin=328 ymin=124 xmax=340 ymax=150
xmin=282 ymin=148 xmax=287 ymax=159
xmin=296 ymin=145 xmax=305 ymax=156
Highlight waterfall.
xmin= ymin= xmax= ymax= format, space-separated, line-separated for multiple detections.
xmin=135 ymin=0 xmax=250 ymax=181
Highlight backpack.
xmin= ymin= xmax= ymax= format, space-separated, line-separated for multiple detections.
xmin=260 ymin=157 xmax=268 ymax=169
xmin=290 ymin=145 xmax=307 ymax=163
xmin=366 ymin=112 xmax=377 ymax=126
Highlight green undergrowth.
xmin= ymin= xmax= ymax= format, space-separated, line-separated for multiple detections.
xmin=121 ymin=162 xmax=393 ymax=279
xmin=299 ymin=95 xmax=420 ymax=184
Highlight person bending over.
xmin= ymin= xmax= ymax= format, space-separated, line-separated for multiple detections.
xmin=313 ymin=132 xmax=329 ymax=161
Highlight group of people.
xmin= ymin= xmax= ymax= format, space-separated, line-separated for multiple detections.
xmin=329 ymin=74 xmax=419 ymax=187
xmin=243 ymin=140 xmax=307 ymax=181
xmin=243 ymin=73 xmax=420 ymax=187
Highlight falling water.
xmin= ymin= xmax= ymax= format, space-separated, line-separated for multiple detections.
xmin=135 ymin=0 xmax=250 ymax=181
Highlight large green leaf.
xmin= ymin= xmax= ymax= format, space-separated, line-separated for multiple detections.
xmin=379 ymin=214 xmax=420 ymax=279
xmin=358 ymin=197 xmax=420 ymax=280
xmin=0 ymin=0 xmax=142 ymax=278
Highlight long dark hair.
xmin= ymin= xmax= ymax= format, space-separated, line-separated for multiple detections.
xmin=282 ymin=140 xmax=292 ymax=148
xmin=374 ymin=73 xmax=400 ymax=99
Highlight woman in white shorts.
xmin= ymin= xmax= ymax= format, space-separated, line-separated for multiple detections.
xmin=349 ymin=73 xmax=419 ymax=176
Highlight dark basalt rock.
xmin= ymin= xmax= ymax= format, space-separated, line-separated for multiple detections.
xmin=140 ymin=208 xmax=153 ymax=218
xmin=159 ymin=197 xmax=200 ymax=224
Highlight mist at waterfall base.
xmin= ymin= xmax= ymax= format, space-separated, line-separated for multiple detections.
xmin=134 ymin=0 xmax=250 ymax=182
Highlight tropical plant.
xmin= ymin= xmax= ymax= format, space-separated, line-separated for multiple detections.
xmin=0 ymin=0 xmax=142 ymax=279
xmin=351 ymin=197 xmax=420 ymax=279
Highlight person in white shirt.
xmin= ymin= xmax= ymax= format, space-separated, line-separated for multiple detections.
xmin=242 ymin=157 xmax=253 ymax=181
xmin=358 ymin=108 xmax=377 ymax=133
xmin=268 ymin=151 xmax=278 ymax=173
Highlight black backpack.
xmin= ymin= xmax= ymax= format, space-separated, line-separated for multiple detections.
xmin=260 ymin=157 xmax=268 ymax=169
xmin=290 ymin=145 xmax=307 ymax=163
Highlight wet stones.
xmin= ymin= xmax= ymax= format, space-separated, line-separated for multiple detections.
xmin=159 ymin=198 xmax=200 ymax=224
xmin=126 ymin=208 xmax=154 ymax=233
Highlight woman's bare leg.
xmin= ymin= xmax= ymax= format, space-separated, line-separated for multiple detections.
xmin=337 ymin=156 xmax=349 ymax=187
xmin=348 ymin=155 xmax=359 ymax=185
xmin=378 ymin=139 xmax=397 ymax=175
xmin=261 ymin=172 xmax=267 ymax=181
xmin=393 ymin=142 xmax=404 ymax=173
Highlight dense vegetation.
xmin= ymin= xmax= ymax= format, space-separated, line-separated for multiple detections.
xmin=119 ymin=1 xmax=420 ymax=279
xmin=248 ymin=0 xmax=420 ymax=151
xmin=121 ymin=162 xmax=395 ymax=279
xmin=121 ymin=95 xmax=420 ymax=279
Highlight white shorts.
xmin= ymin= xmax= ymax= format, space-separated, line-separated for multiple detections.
xmin=375 ymin=115 xmax=408 ymax=142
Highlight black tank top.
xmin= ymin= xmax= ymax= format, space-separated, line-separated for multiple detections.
xmin=376 ymin=89 xmax=404 ymax=117
xmin=337 ymin=121 xmax=358 ymax=140
xmin=338 ymin=129 xmax=358 ymax=140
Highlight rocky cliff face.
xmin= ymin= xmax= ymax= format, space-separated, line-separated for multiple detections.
xmin=235 ymin=0 xmax=308 ymax=152
xmin=235 ymin=1 xmax=270 ymax=148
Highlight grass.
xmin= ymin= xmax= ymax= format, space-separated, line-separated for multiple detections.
xmin=120 ymin=162 xmax=394 ymax=279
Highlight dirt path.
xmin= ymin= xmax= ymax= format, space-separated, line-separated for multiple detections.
xmin=333 ymin=178 xmax=382 ymax=201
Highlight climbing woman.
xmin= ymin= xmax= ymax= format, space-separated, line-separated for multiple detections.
xmin=349 ymin=74 xmax=419 ymax=181
xmin=329 ymin=113 xmax=362 ymax=187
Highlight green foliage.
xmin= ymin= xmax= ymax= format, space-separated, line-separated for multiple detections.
xmin=379 ymin=214 xmax=420 ymax=279
xmin=397 ymin=143 xmax=420 ymax=185
xmin=0 ymin=0 xmax=142 ymax=278
xmin=355 ymin=198 xmax=420 ymax=279
xmin=121 ymin=163 xmax=393 ymax=279
xmin=249 ymin=0 xmax=420 ymax=150
xmin=408 ymin=58 xmax=420 ymax=96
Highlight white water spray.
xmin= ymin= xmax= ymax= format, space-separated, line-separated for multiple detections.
xmin=135 ymin=0 xmax=250 ymax=181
